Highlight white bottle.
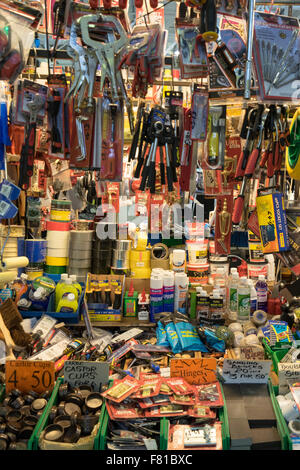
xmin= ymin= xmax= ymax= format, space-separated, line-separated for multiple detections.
xmin=248 ymin=279 xmax=257 ymax=317
xmin=214 ymin=267 xmax=227 ymax=295
xmin=209 ymin=289 xmax=225 ymax=325
xmin=255 ymin=274 xmax=268 ymax=312
xmin=237 ymin=276 xmax=251 ymax=323
xmin=228 ymin=272 xmax=239 ymax=316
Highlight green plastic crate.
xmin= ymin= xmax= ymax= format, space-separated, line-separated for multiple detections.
xmin=262 ymin=339 xmax=291 ymax=375
xmin=268 ymin=378 xmax=293 ymax=450
xmin=28 ymin=377 xmax=105 ymax=450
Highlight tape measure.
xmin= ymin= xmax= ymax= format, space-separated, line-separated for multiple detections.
xmin=286 ymin=108 xmax=300 ymax=180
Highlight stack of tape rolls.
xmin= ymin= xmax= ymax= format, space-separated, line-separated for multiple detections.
xmin=112 ymin=240 xmax=132 ymax=271
xmin=0 ymin=225 xmax=25 ymax=273
xmin=92 ymin=235 xmax=114 ymax=274
xmin=45 ymin=221 xmax=70 ymax=275
xmin=25 ymin=239 xmax=47 ymax=280
xmin=68 ymin=230 xmax=93 ymax=282
xmin=150 ymin=243 xmax=170 ymax=270
xmin=50 ymin=199 xmax=72 ymax=222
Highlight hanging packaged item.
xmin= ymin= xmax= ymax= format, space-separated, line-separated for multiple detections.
xmin=256 ymin=192 xmax=290 ymax=253
xmin=175 ymin=20 xmax=209 ymax=79
xmin=191 ymin=85 xmax=209 ymax=142
xmin=47 ymin=77 xmax=70 ymax=159
xmin=201 ymin=105 xmax=226 ymax=171
xmin=214 ymin=194 xmax=233 ymax=255
xmin=253 ymin=11 xmax=300 ymax=101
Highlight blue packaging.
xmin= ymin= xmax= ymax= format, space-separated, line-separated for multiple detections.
xmin=175 ymin=321 xmax=209 ymax=352
xmin=156 ymin=321 xmax=170 ymax=347
xmin=165 ymin=321 xmax=182 ymax=354
xmin=203 ymin=329 xmax=225 ymax=353
xmin=150 ymin=285 xmax=164 ymax=321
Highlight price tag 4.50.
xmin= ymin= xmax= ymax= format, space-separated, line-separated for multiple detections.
xmin=5 ymin=360 xmax=55 ymax=394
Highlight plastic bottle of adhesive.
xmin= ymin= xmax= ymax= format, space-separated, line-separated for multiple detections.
xmin=248 ymin=279 xmax=258 ymax=317
xmin=56 ymin=278 xmax=78 ymax=308
xmin=255 ymin=275 xmax=268 ymax=312
xmin=237 ymin=276 xmax=250 ymax=323
xmin=56 ymin=292 xmax=78 ymax=313
xmin=55 ymin=273 xmax=68 ymax=308
xmin=228 ymin=272 xmax=239 ymax=317
xmin=69 ymin=274 xmax=82 ymax=297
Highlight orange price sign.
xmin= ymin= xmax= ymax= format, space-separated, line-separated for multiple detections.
xmin=5 ymin=360 xmax=55 ymax=394
xmin=170 ymin=358 xmax=217 ymax=385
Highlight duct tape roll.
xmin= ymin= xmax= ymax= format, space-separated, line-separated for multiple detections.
xmin=112 ymin=251 xmax=130 ymax=269
xmin=46 ymin=256 xmax=69 ymax=267
xmin=25 ymin=269 xmax=44 ymax=280
xmin=69 ymin=251 xmax=92 ymax=261
xmin=47 ymin=231 xmax=70 ymax=248
xmin=50 ymin=200 xmax=72 ymax=222
xmin=288 ymin=420 xmax=300 ymax=436
xmin=45 ymin=265 xmax=67 ymax=275
xmin=280 ymin=401 xmax=300 ymax=422
xmin=46 ymin=221 xmax=71 ymax=231
xmin=68 ymin=259 xmax=91 ymax=269
xmin=70 ymin=230 xmax=94 ymax=242
xmin=150 ymin=243 xmax=170 ymax=270
xmin=74 ymin=219 xmax=94 ymax=231
xmin=47 ymin=247 xmax=69 ymax=258
xmin=67 ymin=267 xmax=89 ymax=277
xmin=25 ymin=239 xmax=47 ymax=263
xmin=286 ymin=109 xmax=300 ymax=180
xmin=92 ymin=238 xmax=114 ymax=250
xmin=114 ymin=239 xmax=132 ymax=251
xmin=252 ymin=310 xmax=268 ymax=326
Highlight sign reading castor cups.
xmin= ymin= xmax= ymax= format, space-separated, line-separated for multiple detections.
xmin=63 ymin=360 xmax=110 ymax=391
xmin=5 ymin=361 xmax=55 ymax=395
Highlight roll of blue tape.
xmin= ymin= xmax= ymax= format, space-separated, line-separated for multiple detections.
xmin=25 ymin=239 xmax=47 ymax=263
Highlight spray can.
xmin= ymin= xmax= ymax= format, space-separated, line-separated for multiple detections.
xmin=163 ymin=271 xmax=175 ymax=313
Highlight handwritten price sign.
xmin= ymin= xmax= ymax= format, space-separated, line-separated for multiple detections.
xmin=170 ymin=358 xmax=217 ymax=385
xmin=6 ymin=360 xmax=55 ymax=394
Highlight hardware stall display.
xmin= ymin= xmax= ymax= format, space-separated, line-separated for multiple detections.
xmin=0 ymin=0 xmax=299 ymax=455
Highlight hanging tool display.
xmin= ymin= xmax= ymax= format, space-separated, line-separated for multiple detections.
xmin=119 ymin=23 xmax=166 ymax=99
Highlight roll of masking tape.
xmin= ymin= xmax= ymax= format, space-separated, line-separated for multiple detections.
xmin=151 ymin=243 xmax=169 ymax=270
xmin=286 ymin=108 xmax=300 ymax=180
xmin=47 ymin=247 xmax=69 ymax=258
xmin=46 ymin=256 xmax=68 ymax=266
xmin=288 ymin=420 xmax=300 ymax=436
xmin=252 ymin=310 xmax=268 ymax=326
xmin=47 ymin=231 xmax=70 ymax=248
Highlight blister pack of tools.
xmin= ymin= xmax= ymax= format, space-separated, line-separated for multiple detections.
xmin=253 ymin=12 xmax=300 ymax=101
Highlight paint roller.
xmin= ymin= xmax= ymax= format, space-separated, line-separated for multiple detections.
xmin=1 ymin=256 xmax=29 ymax=270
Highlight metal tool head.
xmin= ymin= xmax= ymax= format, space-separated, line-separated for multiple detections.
xmin=28 ymin=94 xmax=44 ymax=122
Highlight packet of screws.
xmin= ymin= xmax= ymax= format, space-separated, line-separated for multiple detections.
xmin=106 ymin=419 xmax=160 ymax=450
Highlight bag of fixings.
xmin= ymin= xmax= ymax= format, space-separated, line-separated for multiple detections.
xmin=0 ymin=0 xmax=44 ymax=83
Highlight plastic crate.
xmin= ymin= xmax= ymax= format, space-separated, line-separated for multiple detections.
xmin=98 ymin=403 xmax=166 ymax=450
xmin=160 ymin=382 xmax=229 ymax=451
xmin=218 ymin=382 xmax=230 ymax=450
xmin=28 ymin=377 xmax=105 ymax=450
xmin=268 ymin=378 xmax=293 ymax=450
xmin=20 ymin=291 xmax=84 ymax=324
xmin=262 ymin=338 xmax=291 ymax=375
xmin=0 ymin=382 xmax=55 ymax=450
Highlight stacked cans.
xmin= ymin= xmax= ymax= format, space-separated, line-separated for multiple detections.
xmin=92 ymin=236 xmax=114 ymax=274
xmin=111 ymin=240 xmax=132 ymax=271
xmin=68 ymin=230 xmax=93 ymax=283
xmin=45 ymin=221 xmax=70 ymax=275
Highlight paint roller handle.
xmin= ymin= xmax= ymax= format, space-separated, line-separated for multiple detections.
xmin=1 ymin=256 xmax=29 ymax=270
xmin=235 ymin=149 xmax=249 ymax=179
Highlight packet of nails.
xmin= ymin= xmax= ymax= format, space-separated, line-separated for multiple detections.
xmin=106 ymin=400 xmax=145 ymax=420
xmin=159 ymin=380 xmax=173 ymax=395
xmin=138 ymin=394 xmax=171 ymax=409
xmin=188 ymin=405 xmax=217 ymax=420
xmin=101 ymin=377 xmax=140 ymax=403
xmin=169 ymin=393 xmax=196 ymax=406
xmin=133 ymin=378 xmax=162 ymax=399
xmin=145 ymin=404 xmax=188 ymax=418
xmin=194 ymin=382 xmax=224 ymax=407
xmin=166 ymin=378 xmax=195 ymax=395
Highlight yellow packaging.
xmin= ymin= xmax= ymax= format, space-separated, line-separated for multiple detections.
xmin=56 ymin=293 xmax=78 ymax=313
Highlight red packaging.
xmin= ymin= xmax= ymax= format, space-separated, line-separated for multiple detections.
xmin=169 ymin=394 xmax=196 ymax=406
xmin=166 ymin=378 xmax=195 ymax=396
xmin=106 ymin=400 xmax=145 ymax=420
xmin=188 ymin=405 xmax=217 ymax=420
xmin=145 ymin=404 xmax=188 ymax=418
xmin=132 ymin=378 xmax=162 ymax=399
xmin=194 ymin=382 xmax=224 ymax=408
xmin=101 ymin=377 xmax=140 ymax=403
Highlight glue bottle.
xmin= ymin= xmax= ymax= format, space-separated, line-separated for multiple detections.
xmin=56 ymin=292 xmax=78 ymax=313
xmin=237 ymin=276 xmax=250 ymax=323
xmin=55 ymin=273 xmax=68 ymax=308
xmin=255 ymin=275 xmax=268 ymax=312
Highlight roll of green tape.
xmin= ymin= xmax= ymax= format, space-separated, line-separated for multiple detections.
xmin=44 ymin=265 xmax=67 ymax=274
xmin=286 ymin=108 xmax=300 ymax=180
